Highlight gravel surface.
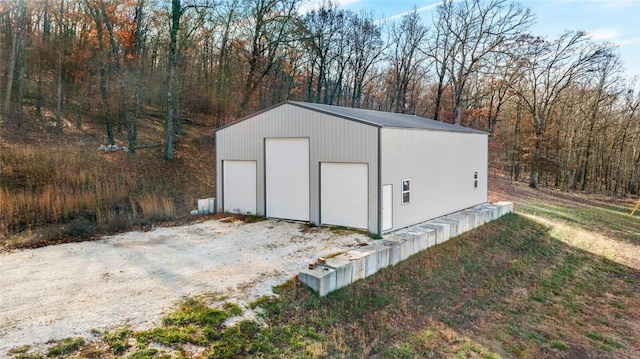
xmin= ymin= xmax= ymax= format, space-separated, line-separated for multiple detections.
xmin=0 ymin=218 xmax=371 ymax=355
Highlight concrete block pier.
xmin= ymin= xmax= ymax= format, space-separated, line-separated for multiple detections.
xmin=299 ymin=202 xmax=514 ymax=296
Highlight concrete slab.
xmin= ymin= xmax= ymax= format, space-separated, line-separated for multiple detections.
xmin=420 ymin=223 xmax=445 ymax=244
xmin=347 ymin=250 xmax=373 ymax=282
xmin=299 ymin=266 xmax=336 ymax=297
xmin=463 ymin=211 xmax=476 ymax=231
xmin=486 ymin=205 xmax=499 ymax=220
xmin=470 ymin=209 xmax=486 ymax=227
xmin=396 ymin=231 xmax=422 ymax=259
xmin=494 ymin=201 xmax=513 ymax=216
xmin=426 ymin=229 xmax=436 ymax=248
xmin=365 ymin=242 xmax=390 ymax=276
xmin=323 ymin=255 xmax=353 ymax=290
xmin=417 ymin=228 xmax=433 ymax=251
xmin=447 ymin=214 xmax=469 ymax=234
xmin=384 ymin=240 xmax=402 ymax=266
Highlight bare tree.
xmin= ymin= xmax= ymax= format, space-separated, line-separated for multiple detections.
xmin=347 ymin=11 xmax=384 ymax=108
xmin=509 ymin=31 xmax=614 ymax=188
xmin=615 ymin=83 xmax=640 ymax=194
xmin=302 ymin=1 xmax=344 ymax=104
xmin=577 ymin=49 xmax=621 ymax=190
xmin=55 ymin=0 xmax=64 ymax=133
xmin=2 ymin=0 xmax=22 ymax=122
xmin=239 ymin=0 xmax=301 ymax=113
xmin=213 ymin=0 xmax=240 ymax=127
xmin=439 ymin=0 xmax=533 ymax=125
xmin=15 ymin=0 xmax=27 ymax=131
xmin=36 ymin=0 xmax=51 ymax=118
xmin=99 ymin=0 xmax=139 ymax=152
xmin=84 ymin=0 xmax=115 ymax=145
xmin=165 ymin=0 xmax=180 ymax=160
xmin=427 ymin=0 xmax=454 ymax=121
xmin=388 ymin=9 xmax=428 ymax=114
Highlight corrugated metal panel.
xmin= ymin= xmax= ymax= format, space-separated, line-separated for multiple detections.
xmin=380 ymin=128 xmax=488 ymax=231
xmin=288 ymin=101 xmax=486 ymax=134
xmin=216 ymin=103 xmax=379 ymax=233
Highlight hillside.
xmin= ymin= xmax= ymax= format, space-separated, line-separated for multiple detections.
xmin=0 ymin=109 xmax=215 ymax=249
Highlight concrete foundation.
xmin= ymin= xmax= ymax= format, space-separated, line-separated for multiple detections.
xmin=323 ymin=255 xmax=353 ymax=290
xmin=300 ymin=201 xmax=513 ymax=296
xmin=347 ymin=250 xmax=373 ymax=282
xmin=366 ymin=242 xmax=390 ymax=274
xmin=299 ymin=266 xmax=336 ymax=296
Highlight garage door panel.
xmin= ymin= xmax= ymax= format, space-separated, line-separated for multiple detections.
xmin=321 ymin=162 xmax=368 ymax=229
xmin=223 ymin=161 xmax=257 ymax=214
xmin=266 ymin=138 xmax=309 ymax=221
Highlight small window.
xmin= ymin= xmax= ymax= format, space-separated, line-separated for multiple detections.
xmin=473 ymin=170 xmax=479 ymax=189
xmin=401 ymin=179 xmax=411 ymax=204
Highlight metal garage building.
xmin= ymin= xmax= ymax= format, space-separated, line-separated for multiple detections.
xmin=215 ymin=101 xmax=488 ymax=235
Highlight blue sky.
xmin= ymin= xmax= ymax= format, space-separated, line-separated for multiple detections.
xmin=301 ymin=0 xmax=640 ymax=80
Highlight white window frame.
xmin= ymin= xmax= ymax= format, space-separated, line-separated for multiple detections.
xmin=473 ymin=170 xmax=479 ymax=189
xmin=401 ymin=178 xmax=411 ymax=204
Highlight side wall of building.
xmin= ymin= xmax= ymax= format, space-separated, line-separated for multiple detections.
xmin=216 ymin=103 xmax=380 ymax=233
xmin=380 ymin=128 xmax=488 ymax=231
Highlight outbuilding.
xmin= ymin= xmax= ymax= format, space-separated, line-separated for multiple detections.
xmin=215 ymin=101 xmax=488 ymax=235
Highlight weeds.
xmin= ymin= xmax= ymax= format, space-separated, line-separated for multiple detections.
xmin=46 ymin=337 xmax=84 ymax=356
xmin=103 ymin=328 xmax=132 ymax=354
xmin=1 ymin=141 xmax=211 ymax=249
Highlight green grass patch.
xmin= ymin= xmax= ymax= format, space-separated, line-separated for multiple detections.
xmin=46 ymin=337 xmax=84 ymax=357
xmin=550 ymin=340 xmax=569 ymax=350
xmin=102 ymin=328 xmax=132 ymax=354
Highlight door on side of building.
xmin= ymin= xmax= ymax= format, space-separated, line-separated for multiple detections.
xmin=265 ymin=138 xmax=310 ymax=221
xmin=320 ymin=162 xmax=368 ymax=230
xmin=223 ymin=160 xmax=257 ymax=214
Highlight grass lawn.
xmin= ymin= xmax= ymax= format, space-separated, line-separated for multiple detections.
xmin=12 ymin=179 xmax=640 ymax=358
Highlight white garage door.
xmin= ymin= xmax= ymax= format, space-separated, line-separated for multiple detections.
xmin=223 ymin=160 xmax=256 ymax=215
xmin=265 ymin=138 xmax=309 ymax=221
xmin=321 ymin=162 xmax=368 ymax=229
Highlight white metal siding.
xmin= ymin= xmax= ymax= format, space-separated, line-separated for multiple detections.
xmin=380 ymin=128 xmax=488 ymax=230
xmin=223 ymin=161 xmax=256 ymax=214
xmin=216 ymin=103 xmax=379 ymax=233
xmin=265 ymin=138 xmax=310 ymax=221
xmin=320 ymin=163 xmax=368 ymax=229
xmin=382 ymin=184 xmax=393 ymax=231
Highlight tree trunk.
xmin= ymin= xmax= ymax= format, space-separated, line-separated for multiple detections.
xmin=432 ymin=63 xmax=446 ymax=121
xmin=581 ymin=116 xmax=596 ymax=191
xmin=165 ymin=0 xmax=180 ymax=161
xmin=529 ymin=132 xmax=541 ymax=188
xmin=36 ymin=0 xmax=50 ymax=118
xmin=3 ymin=24 xmax=18 ymax=122
xmin=55 ymin=0 xmax=65 ymax=133
xmin=101 ymin=0 xmax=133 ymax=152
xmin=16 ymin=0 xmax=26 ymax=132
xmin=131 ymin=0 xmax=145 ymax=153
xmin=100 ymin=67 xmax=114 ymax=145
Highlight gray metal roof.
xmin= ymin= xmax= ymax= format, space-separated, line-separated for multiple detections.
xmin=288 ymin=101 xmax=486 ymax=134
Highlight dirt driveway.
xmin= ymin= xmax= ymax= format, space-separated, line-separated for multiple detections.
xmin=0 ymin=218 xmax=371 ymax=355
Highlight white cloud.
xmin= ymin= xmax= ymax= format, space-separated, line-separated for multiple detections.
xmin=382 ymin=2 xmax=442 ymax=21
xmin=588 ymin=27 xmax=622 ymax=42
xmin=588 ymin=27 xmax=639 ymax=46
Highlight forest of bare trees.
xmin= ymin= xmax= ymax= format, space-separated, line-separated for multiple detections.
xmin=1 ymin=0 xmax=639 ymax=193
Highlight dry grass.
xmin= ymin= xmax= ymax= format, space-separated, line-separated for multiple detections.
xmin=0 ymin=115 xmax=214 ymax=250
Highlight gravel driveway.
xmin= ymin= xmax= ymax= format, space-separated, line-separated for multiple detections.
xmin=0 ymin=218 xmax=371 ymax=355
